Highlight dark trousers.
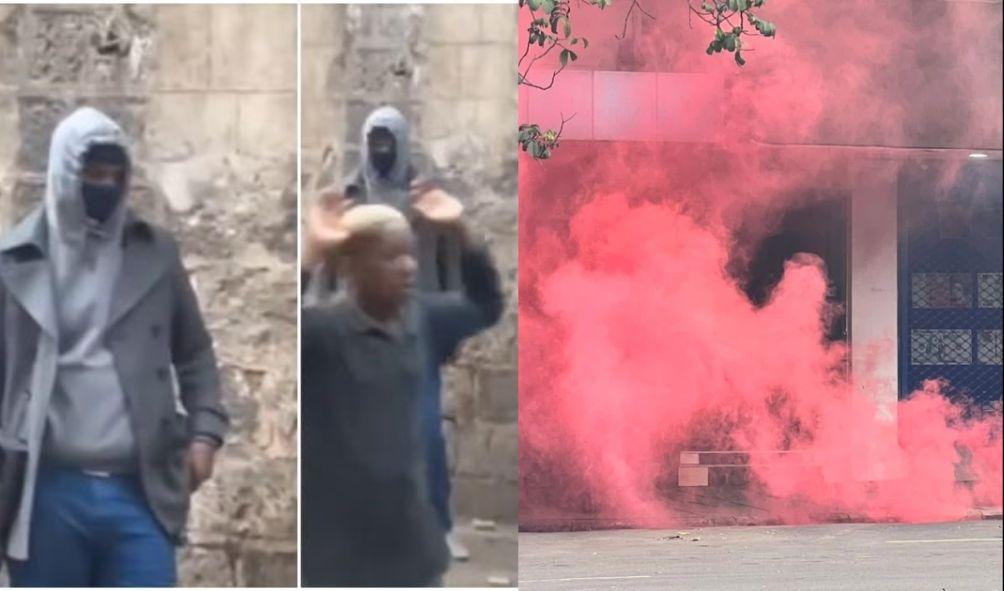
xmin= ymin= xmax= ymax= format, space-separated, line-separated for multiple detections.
xmin=8 ymin=467 xmax=176 ymax=587
xmin=422 ymin=369 xmax=452 ymax=532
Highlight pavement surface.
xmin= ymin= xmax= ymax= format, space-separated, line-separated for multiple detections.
xmin=519 ymin=520 xmax=1003 ymax=590
xmin=444 ymin=521 xmax=518 ymax=588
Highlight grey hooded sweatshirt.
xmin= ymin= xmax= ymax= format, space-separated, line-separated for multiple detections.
xmin=41 ymin=107 xmax=137 ymax=473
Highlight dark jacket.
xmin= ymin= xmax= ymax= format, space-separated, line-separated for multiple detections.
xmin=0 ymin=207 xmax=228 ymax=556
xmin=301 ymin=244 xmax=503 ymax=587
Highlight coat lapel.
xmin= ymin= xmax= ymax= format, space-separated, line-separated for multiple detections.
xmin=107 ymin=214 xmax=168 ymax=328
xmin=0 ymin=209 xmax=58 ymax=338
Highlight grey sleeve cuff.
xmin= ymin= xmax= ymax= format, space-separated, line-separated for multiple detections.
xmin=189 ymin=410 xmax=228 ymax=446
xmin=192 ymin=433 xmax=223 ymax=448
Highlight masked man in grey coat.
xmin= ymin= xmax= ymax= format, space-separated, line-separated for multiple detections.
xmin=0 ymin=107 xmax=228 ymax=586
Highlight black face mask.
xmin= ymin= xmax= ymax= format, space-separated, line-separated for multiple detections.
xmin=368 ymin=128 xmax=397 ymax=177
xmin=81 ymin=182 xmax=124 ymax=223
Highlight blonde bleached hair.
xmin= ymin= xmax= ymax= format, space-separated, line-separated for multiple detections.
xmin=335 ymin=203 xmax=412 ymax=255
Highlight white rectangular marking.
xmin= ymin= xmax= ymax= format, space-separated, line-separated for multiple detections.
xmin=886 ymin=538 xmax=1002 ymax=544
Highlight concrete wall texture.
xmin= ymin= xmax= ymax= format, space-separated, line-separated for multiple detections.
xmin=0 ymin=5 xmax=297 ymax=586
xmin=301 ymin=3 xmax=519 ymax=524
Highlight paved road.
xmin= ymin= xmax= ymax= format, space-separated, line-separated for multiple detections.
xmin=519 ymin=520 xmax=1003 ymax=590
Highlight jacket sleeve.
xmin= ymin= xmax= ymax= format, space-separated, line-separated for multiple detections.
xmin=169 ymin=245 xmax=228 ymax=446
xmin=423 ymin=242 xmax=505 ymax=364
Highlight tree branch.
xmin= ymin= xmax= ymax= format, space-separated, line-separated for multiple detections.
xmin=616 ymin=0 xmax=656 ymax=40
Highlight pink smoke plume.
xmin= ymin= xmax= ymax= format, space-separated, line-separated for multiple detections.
xmin=518 ymin=0 xmax=1003 ymax=526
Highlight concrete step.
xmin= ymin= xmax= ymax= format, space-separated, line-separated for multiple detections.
xmin=443 ymin=520 xmax=517 ymax=588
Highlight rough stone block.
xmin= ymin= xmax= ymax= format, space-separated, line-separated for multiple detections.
xmin=420 ymin=44 xmax=462 ymax=101
xmin=302 ymin=46 xmax=341 ymax=103
xmin=145 ymin=92 xmax=238 ymax=160
xmin=451 ymin=477 xmax=518 ymax=522
xmin=8 ymin=175 xmax=43 ymax=225
xmin=479 ymin=5 xmax=517 ymax=44
xmin=152 ymin=5 xmax=210 ymax=90
xmin=476 ymin=98 xmax=518 ymax=177
xmin=23 ymin=9 xmax=98 ymax=85
xmin=344 ymin=47 xmax=417 ymax=103
xmin=235 ymin=545 xmax=298 ymax=587
xmin=236 ymin=92 xmax=296 ymax=158
xmin=301 ymin=4 xmax=344 ymax=49
xmin=347 ymin=4 xmax=422 ymax=50
xmin=459 ymin=44 xmax=514 ymax=101
xmin=0 ymin=92 xmax=18 ymax=167
xmin=455 ymin=422 xmax=518 ymax=481
xmin=187 ymin=454 xmax=297 ymax=543
xmin=302 ymin=99 xmax=343 ymax=173
xmin=420 ymin=99 xmax=479 ymax=142
xmin=20 ymin=7 xmax=149 ymax=88
xmin=210 ymin=5 xmax=295 ymax=91
xmin=178 ymin=546 xmax=235 ymax=587
xmin=425 ymin=5 xmax=482 ymax=45
xmin=476 ymin=368 xmax=517 ymax=423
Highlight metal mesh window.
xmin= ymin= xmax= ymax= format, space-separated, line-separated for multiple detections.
xmin=912 ymin=273 xmax=972 ymax=308
xmin=978 ymin=330 xmax=1003 ymax=366
xmin=978 ymin=273 xmax=1003 ymax=309
xmin=910 ymin=329 xmax=972 ymax=365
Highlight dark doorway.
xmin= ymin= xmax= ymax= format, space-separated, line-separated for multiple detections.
xmin=741 ymin=196 xmax=849 ymax=342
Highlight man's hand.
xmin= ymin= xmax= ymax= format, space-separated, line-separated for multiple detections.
xmin=409 ymin=181 xmax=464 ymax=224
xmin=304 ymin=186 xmax=352 ymax=268
xmin=187 ymin=440 xmax=217 ymax=493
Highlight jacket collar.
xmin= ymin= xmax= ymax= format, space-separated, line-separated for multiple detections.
xmin=0 ymin=206 xmax=155 ymax=257
xmin=0 ymin=206 xmax=163 ymax=335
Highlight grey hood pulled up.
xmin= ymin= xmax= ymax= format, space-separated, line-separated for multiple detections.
xmin=359 ymin=105 xmax=413 ymax=210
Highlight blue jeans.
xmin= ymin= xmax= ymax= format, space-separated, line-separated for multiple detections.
xmin=8 ymin=467 xmax=176 ymax=587
xmin=422 ymin=369 xmax=452 ymax=532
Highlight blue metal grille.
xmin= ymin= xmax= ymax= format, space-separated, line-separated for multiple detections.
xmin=899 ymin=162 xmax=1004 ymax=406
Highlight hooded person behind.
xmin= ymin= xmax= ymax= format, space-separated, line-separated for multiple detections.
xmin=0 ymin=107 xmax=227 ymax=586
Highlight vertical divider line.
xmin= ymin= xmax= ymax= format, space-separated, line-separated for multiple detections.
xmin=295 ymin=2 xmax=303 ymax=587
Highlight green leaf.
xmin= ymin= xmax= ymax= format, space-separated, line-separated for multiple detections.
xmin=582 ymin=38 xmax=590 ymax=49
xmin=527 ymin=0 xmax=542 ymax=10
xmin=724 ymin=34 xmax=736 ymax=52
xmin=541 ymin=0 xmax=555 ymax=13
xmin=727 ymin=0 xmax=738 ymax=11
xmin=735 ymin=51 xmax=746 ymax=66
xmin=564 ymin=19 xmax=572 ymax=38
xmin=715 ymin=28 xmax=725 ymax=41
xmin=560 ymin=49 xmax=570 ymax=66
xmin=756 ymin=20 xmax=775 ymax=37
xmin=571 ymin=37 xmax=578 ymax=45
xmin=736 ymin=0 xmax=749 ymax=10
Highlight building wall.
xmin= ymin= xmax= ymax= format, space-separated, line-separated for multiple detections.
xmin=301 ymin=3 xmax=519 ymax=523
xmin=0 ymin=5 xmax=297 ymax=586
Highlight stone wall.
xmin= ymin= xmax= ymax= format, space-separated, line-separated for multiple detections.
xmin=0 ymin=5 xmax=297 ymax=586
xmin=301 ymin=4 xmax=519 ymax=524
